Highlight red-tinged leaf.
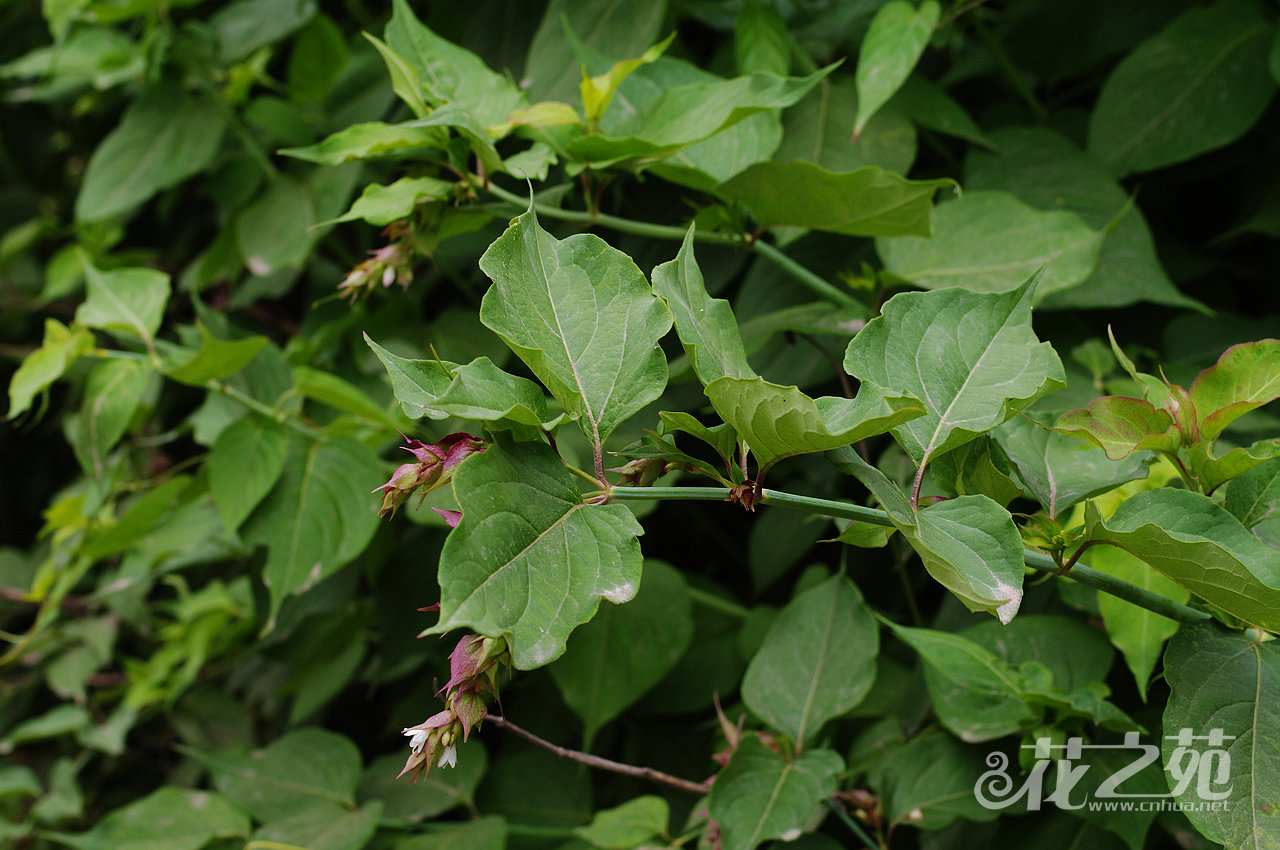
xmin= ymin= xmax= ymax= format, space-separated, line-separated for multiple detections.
xmin=1055 ymin=396 xmax=1181 ymax=460
xmin=1188 ymin=339 xmax=1280 ymax=440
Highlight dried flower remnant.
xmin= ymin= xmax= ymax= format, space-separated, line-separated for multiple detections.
xmin=338 ymin=221 xmax=416 ymax=301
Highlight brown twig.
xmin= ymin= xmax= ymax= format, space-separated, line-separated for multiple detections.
xmin=485 ymin=714 xmax=709 ymax=796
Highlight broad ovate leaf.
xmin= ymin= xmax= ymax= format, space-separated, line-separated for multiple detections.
xmin=1186 ymin=339 xmax=1280 ymax=440
xmin=741 ymin=574 xmax=878 ymax=745
xmin=363 ymin=334 xmax=455 ymax=420
xmin=830 ymin=448 xmax=1024 ymax=623
xmin=240 ymin=436 xmax=382 ymax=629
xmin=718 ymin=161 xmax=953 ymax=238
xmin=844 ymin=275 xmax=1065 ymax=471
xmin=1054 ymin=397 xmax=1181 ymax=461
xmin=651 ymin=226 xmax=755 ymax=386
xmin=706 ymin=736 xmax=843 ymax=850
xmin=427 ymin=437 xmax=643 ymax=669
xmin=876 ymin=191 xmax=1102 ymax=298
xmin=1163 ymin=622 xmax=1280 ymax=849
xmin=706 ymin=376 xmax=922 ymax=473
xmin=1087 ymin=0 xmax=1275 ymax=176
xmin=478 ymin=207 xmax=671 ymax=447
xmin=76 ymin=261 xmax=170 ymax=347
xmin=162 ymin=322 xmax=267 ymax=387
xmin=50 ymin=787 xmax=248 ymax=850
xmin=853 ymin=0 xmax=940 ymax=138
xmin=1084 ymin=488 xmax=1280 ymax=631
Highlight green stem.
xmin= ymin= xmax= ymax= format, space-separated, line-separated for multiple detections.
xmin=824 ymin=798 xmax=881 ymax=850
xmin=686 ymin=585 xmax=751 ymax=619
xmin=611 ymin=486 xmax=1211 ymax=625
xmin=206 ymin=380 xmax=321 ymax=438
xmin=481 ymin=182 xmax=860 ymax=308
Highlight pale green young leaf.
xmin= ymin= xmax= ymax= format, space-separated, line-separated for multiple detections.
xmin=162 ymin=323 xmax=267 ymax=387
xmin=363 ymin=334 xmax=456 ymax=420
xmin=719 ymin=161 xmax=953 ymax=237
xmin=6 ymin=319 xmax=93 ymax=418
xmin=208 ymin=415 xmax=289 ymax=533
xmin=995 ymin=412 xmax=1151 ymax=518
xmin=566 ymin=67 xmax=833 ymax=169
xmin=1084 ymin=489 xmax=1280 ymax=631
xmin=706 ymin=737 xmax=843 ymax=850
xmin=853 ymin=0 xmax=940 ymax=138
xmin=1089 ymin=545 xmax=1188 ymax=700
xmin=581 ymin=34 xmax=673 ymax=125
xmin=325 ymin=176 xmax=455 ymax=226
xmin=741 ymin=574 xmax=878 ymax=745
xmin=705 ymin=376 xmax=923 ymax=473
xmin=844 ymin=276 xmax=1066 ymax=470
xmin=365 ymin=33 xmax=429 ymax=117
xmin=523 ymin=0 xmax=667 ymax=103
xmin=46 ymin=787 xmax=248 ymax=850
xmin=549 ymin=562 xmax=692 ymax=748
xmin=75 ymin=261 xmax=170 ymax=345
xmin=652 ymin=227 xmax=755 ymax=386
xmin=1163 ymin=622 xmax=1280 ymax=849
xmin=72 ymin=358 xmax=150 ymax=481
xmin=280 ymin=121 xmax=446 ymax=164
xmin=478 ymin=206 xmax=671 ymax=447
xmin=1087 ymin=0 xmax=1275 ymax=176
xmin=75 ymin=84 xmax=226 ymax=221
xmin=240 ymin=436 xmax=382 ymax=630
xmin=427 ymin=438 xmax=643 ymax=669
xmin=876 ymin=191 xmax=1102 ymax=298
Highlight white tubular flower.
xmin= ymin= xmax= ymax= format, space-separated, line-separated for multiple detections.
xmin=437 ymin=744 xmax=458 ymax=769
xmin=402 ymin=727 xmax=431 ymax=754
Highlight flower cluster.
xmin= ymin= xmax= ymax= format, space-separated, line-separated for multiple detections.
xmin=337 ymin=221 xmax=415 ymax=301
xmin=398 ymin=634 xmax=509 ymax=782
xmin=374 ymin=433 xmax=484 ymax=519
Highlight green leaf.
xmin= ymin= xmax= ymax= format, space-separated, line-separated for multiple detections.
xmin=1225 ymin=455 xmax=1280 ymax=530
xmin=876 ymin=191 xmax=1102 ymax=299
xmin=72 ymin=358 xmax=150 ymax=481
xmin=830 ymin=449 xmax=1025 ymax=623
xmin=240 ymin=436 xmax=382 ymax=629
xmin=385 ymin=0 xmax=523 ymax=127
xmin=280 ymin=121 xmax=446 ymax=165
xmin=326 ymin=175 xmax=455 ymax=226
xmin=574 ymin=796 xmax=668 ymax=849
xmin=658 ymin=411 xmax=740 ymax=470
xmin=364 ymin=334 xmax=456 ymax=419
xmin=705 ymin=376 xmax=922 ymax=473
xmin=6 ymin=319 xmax=93 ymax=418
xmin=706 ymin=737 xmax=843 ymax=850
xmin=995 ymin=412 xmax=1152 ymax=518
xmin=287 ymin=13 xmax=348 ymax=103
xmin=844 ymin=276 xmax=1066 ymax=470
xmin=892 ymin=74 xmax=994 ymax=149
xmin=209 ymin=0 xmax=315 ymax=63
xmin=1054 ymin=397 xmax=1181 ymax=461
xmin=652 ymin=226 xmax=755 ymax=386
xmin=1187 ymin=438 xmax=1280 ymax=495
xmin=430 ymin=357 xmax=566 ymax=433
xmin=853 ymin=0 xmax=940 ymax=138
xmin=478 ymin=206 xmax=671 ymax=447
xmin=358 ymin=743 xmax=486 ymax=824
xmin=549 ymin=560 xmax=693 ymax=748
xmin=292 ymin=365 xmax=402 ymax=430
xmin=250 ymin=801 xmax=381 ymax=850
xmin=741 ymin=574 xmax=878 ymax=745
xmin=1163 ymin=622 xmax=1280 ymax=849
xmin=162 ymin=323 xmax=267 ymax=386
xmin=1089 ymin=545 xmax=1188 ymax=700
xmin=208 ymin=415 xmax=289 ymax=532
xmin=236 ymin=175 xmax=316 ymax=275
xmin=1188 ymin=339 xmax=1280 ymax=440
xmin=75 ymin=84 xmax=226 ymax=221
xmin=1084 ymin=489 xmax=1280 ymax=631
xmin=427 ymin=437 xmax=644 ymax=669
xmin=48 ymin=788 xmax=248 ymax=850
xmin=719 ymin=161 xmax=953 ymax=237
xmin=75 ymin=261 xmax=170 ymax=346
xmin=523 ymin=0 xmax=667 ymax=103
xmin=736 ymin=1 xmax=789 ymax=76
xmin=198 ymin=728 xmax=362 ymax=821
xmin=566 ymin=67 xmax=832 ymax=169
xmin=965 ymin=127 xmax=1202 ymax=311
xmin=876 ymin=732 xmax=1000 ymax=830
xmin=1087 ymin=0 xmax=1276 ymax=176
xmin=581 ymin=35 xmax=672 ymax=126
xmin=774 ymin=76 xmax=917 ymax=175
xmin=929 ymin=436 xmax=1023 ymax=507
